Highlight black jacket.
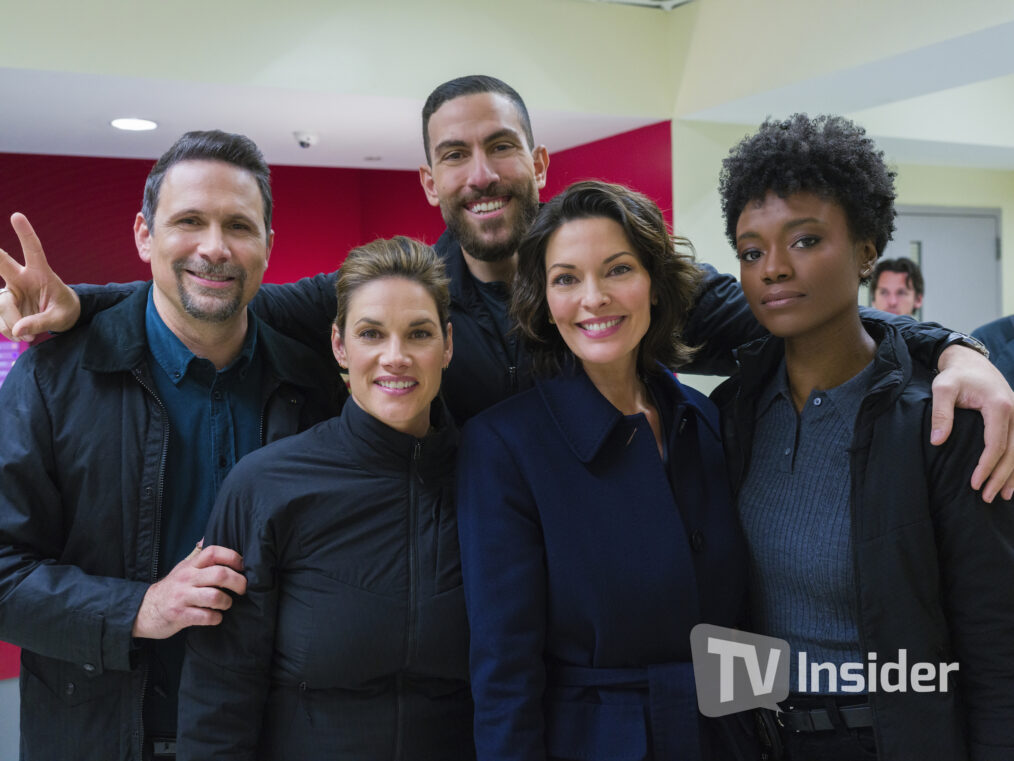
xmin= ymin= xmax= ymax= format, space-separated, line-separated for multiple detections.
xmin=713 ymin=322 xmax=1014 ymax=761
xmin=0 ymin=285 xmax=340 ymax=761
xmin=177 ymin=398 xmax=472 ymax=761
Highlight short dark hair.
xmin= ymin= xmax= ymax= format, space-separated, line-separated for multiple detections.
xmin=872 ymin=257 xmax=924 ymax=296
xmin=719 ymin=114 xmax=896 ymax=257
xmin=512 ymin=180 xmax=700 ymax=377
xmin=142 ymin=130 xmax=272 ymax=237
xmin=421 ymin=75 xmax=535 ymax=165
xmin=335 ymin=237 xmax=450 ymax=337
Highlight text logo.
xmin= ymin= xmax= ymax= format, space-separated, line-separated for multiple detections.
xmin=689 ymin=623 xmax=790 ymax=716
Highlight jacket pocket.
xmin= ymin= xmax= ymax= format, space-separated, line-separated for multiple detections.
xmin=545 ymin=700 xmax=647 ymax=761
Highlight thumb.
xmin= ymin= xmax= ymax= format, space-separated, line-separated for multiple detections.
xmin=10 ymin=316 xmax=37 ymax=344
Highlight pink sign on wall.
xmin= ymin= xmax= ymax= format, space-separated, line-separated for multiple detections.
xmin=0 ymin=339 xmax=27 ymax=389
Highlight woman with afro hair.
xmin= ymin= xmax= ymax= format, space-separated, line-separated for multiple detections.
xmin=713 ymin=114 xmax=1014 ymax=760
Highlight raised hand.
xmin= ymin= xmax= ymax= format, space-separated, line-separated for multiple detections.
xmin=0 ymin=213 xmax=81 ymax=342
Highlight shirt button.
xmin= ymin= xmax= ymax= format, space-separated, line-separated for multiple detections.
xmin=64 ymin=682 xmax=75 ymax=696
xmin=783 ymin=448 xmax=791 ymax=456
xmin=813 ymin=397 xmax=822 ymax=406
xmin=82 ymin=663 xmax=96 ymax=674
xmin=690 ymin=530 xmax=705 ymax=552
xmin=213 ymin=391 xmax=223 ymax=401
xmin=218 ymin=456 xmax=227 ymax=469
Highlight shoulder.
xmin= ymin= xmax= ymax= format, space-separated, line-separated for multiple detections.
xmin=462 ymin=386 xmax=545 ymax=437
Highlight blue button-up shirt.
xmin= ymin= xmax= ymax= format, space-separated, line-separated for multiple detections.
xmin=143 ymin=285 xmax=264 ymax=735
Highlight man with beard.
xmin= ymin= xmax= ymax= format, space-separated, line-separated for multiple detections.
xmin=0 ymin=131 xmax=339 ymax=760
xmin=2 ymin=77 xmax=1014 ymax=499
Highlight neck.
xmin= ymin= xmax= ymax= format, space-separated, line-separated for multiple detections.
xmin=783 ymin=313 xmax=875 ymax=412
xmin=461 ymin=248 xmax=517 ymax=284
xmin=152 ymin=291 xmax=249 ymax=370
xmin=582 ymin=355 xmax=648 ymax=416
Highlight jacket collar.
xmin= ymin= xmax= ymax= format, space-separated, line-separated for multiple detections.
xmin=731 ymin=317 xmax=911 ymax=410
xmin=81 ymin=282 xmax=325 ymax=392
xmin=338 ymin=392 xmax=458 ymax=476
xmin=536 ymin=363 xmax=715 ymax=464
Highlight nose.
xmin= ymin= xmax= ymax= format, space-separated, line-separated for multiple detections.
xmin=380 ymin=336 xmax=410 ymax=369
xmin=761 ymin=248 xmax=792 ymax=284
xmin=466 ymin=153 xmax=499 ymax=191
xmin=580 ymin=278 xmax=610 ymax=310
xmin=197 ymin=226 xmax=229 ymax=262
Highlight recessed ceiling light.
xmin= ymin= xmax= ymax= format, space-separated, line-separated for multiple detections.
xmin=111 ymin=118 xmax=158 ymax=131
xmin=363 ymin=156 xmax=382 ymax=162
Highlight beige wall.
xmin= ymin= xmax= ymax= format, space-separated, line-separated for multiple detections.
xmin=894 ymin=163 xmax=1014 ymax=313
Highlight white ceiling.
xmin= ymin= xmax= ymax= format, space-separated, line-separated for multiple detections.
xmin=2 ymin=8 xmax=1013 ymax=172
xmin=0 ymin=66 xmax=660 ymax=170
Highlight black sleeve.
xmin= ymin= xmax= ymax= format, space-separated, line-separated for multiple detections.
xmin=679 ymin=264 xmax=953 ymax=375
xmin=924 ymin=409 xmax=1014 ymax=758
xmin=176 ymin=468 xmax=281 ymax=761
xmin=248 ymin=273 xmax=339 ymax=360
xmin=72 ymin=282 xmax=146 ymax=326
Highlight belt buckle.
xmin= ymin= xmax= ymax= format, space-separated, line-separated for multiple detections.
xmin=151 ymin=738 xmax=176 ymax=758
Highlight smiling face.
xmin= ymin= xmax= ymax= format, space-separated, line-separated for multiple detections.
xmin=135 ymin=159 xmax=272 ymax=331
xmin=332 ymin=277 xmax=452 ymax=438
xmin=544 ymin=216 xmax=653 ymax=379
xmin=419 ymin=92 xmax=548 ymax=263
xmin=872 ymin=270 xmax=922 ymax=316
xmin=736 ymin=191 xmax=876 ymax=342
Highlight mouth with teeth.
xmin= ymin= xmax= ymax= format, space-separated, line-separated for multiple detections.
xmin=375 ymin=377 xmax=419 ymax=396
xmin=465 ymin=196 xmax=509 ymax=217
xmin=576 ymin=316 xmax=625 ymax=338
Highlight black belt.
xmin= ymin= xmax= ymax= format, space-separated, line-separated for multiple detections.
xmin=777 ymin=704 xmax=873 ymax=732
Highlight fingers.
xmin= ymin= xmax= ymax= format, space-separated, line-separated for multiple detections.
xmin=191 ymin=544 xmax=245 ymax=572
xmin=10 ymin=213 xmax=47 ymax=270
xmin=973 ymin=398 xmax=1014 ymax=502
xmin=0 ymin=294 xmax=26 ymax=342
xmin=929 ymin=373 xmax=958 ymax=446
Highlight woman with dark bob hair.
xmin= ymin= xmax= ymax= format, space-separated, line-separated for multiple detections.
xmin=714 ymin=114 xmax=1014 ymax=760
xmin=176 ymin=238 xmax=475 ymax=759
xmin=458 ymin=180 xmax=750 ymax=760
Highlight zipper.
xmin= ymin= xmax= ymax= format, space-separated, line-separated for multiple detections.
xmin=396 ymin=441 xmax=422 ymax=761
xmin=508 ymin=365 xmax=518 ymax=393
xmin=130 ymin=367 xmax=170 ymax=760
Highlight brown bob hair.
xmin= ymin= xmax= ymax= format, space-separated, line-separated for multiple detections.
xmin=511 ymin=180 xmax=700 ymax=377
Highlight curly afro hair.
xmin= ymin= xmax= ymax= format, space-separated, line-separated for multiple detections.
xmin=719 ymin=114 xmax=896 ymax=257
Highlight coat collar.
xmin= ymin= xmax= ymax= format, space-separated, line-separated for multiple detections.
xmin=338 ymin=392 xmax=458 ymax=476
xmin=536 ymin=363 xmax=716 ymax=464
xmin=80 ymin=282 xmax=327 ymax=392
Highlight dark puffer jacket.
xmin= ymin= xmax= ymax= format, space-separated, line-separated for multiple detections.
xmin=177 ymin=397 xmax=473 ymax=761
xmin=0 ymin=285 xmax=341 ymax=761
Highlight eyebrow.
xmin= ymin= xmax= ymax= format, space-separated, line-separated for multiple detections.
xmin=352 ymin=316 xmax=438 ymax=328
xmin=432 ymin=127 xmax=524 ymax=158
xmin=736 ymin=217 xmax=824 ymax=242
xmin=547 ymin=251 xmax=634 ymax=273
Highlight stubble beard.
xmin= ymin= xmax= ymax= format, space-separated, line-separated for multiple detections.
xmin=173 ymin=260 xmax=247 ymax=323
xmin=442 ymin=180 xmax=540 ymax=263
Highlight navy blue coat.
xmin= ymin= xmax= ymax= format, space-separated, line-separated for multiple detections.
xmin=457 ymin=366 xmax=749 ymax=761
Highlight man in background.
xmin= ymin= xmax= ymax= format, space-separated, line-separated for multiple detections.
xmin=871 ymin=257 xmax=924 ymax=317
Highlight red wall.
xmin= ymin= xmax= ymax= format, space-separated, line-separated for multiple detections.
xmin=544 ymin=121 xmax=673 ymax=225
xmin=0 ymin=122 xmax=672 ymax=680
xmin=0 ymin=155 xmax=443 ymax=287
